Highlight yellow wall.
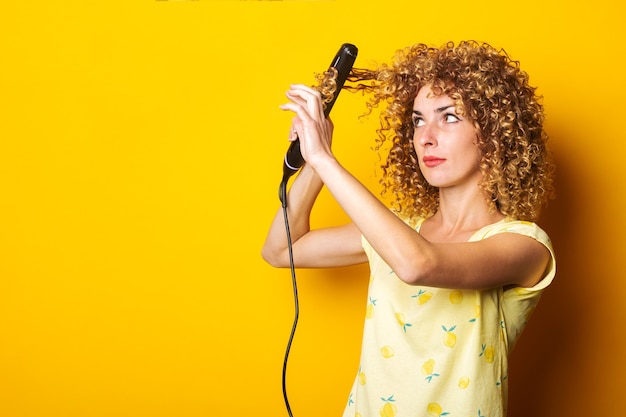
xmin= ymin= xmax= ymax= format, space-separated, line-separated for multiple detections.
xmin=0 ymin=1 xmax=624 ymax=416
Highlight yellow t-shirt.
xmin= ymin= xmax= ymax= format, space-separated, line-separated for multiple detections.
xmin=342 ymin=219 xmax=556 ymax=417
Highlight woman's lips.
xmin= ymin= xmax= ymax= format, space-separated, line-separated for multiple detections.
xmin=422 ymin=156 xmax=445 ymax=168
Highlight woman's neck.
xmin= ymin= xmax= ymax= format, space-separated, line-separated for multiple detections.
xmin=421 ymin=189 xmax=504 ymax=243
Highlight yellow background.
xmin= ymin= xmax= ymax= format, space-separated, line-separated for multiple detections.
xmin=0 ymin=1 xmax=624 ymax=416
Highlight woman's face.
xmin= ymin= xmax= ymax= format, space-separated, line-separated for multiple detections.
xmin=412 ymin=85 xmax=482 ymax=190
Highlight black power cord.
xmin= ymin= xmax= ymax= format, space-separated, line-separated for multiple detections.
xmin=279 ymin=179 xmax=298 ymax=417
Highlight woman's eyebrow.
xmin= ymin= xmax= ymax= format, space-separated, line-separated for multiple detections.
xmin=412 ymin=105 xmax=456 ymax=116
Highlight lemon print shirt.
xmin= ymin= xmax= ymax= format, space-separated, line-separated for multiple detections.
xmin=342 ymin=218 xmax=556 ymax=417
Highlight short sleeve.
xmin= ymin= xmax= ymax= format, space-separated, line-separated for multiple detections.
xmin=473 ymin=219 xmax=556 ymax=291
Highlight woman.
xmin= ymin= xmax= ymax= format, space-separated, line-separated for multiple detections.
xmin=262 ymin=40 xmax=556 ymax=417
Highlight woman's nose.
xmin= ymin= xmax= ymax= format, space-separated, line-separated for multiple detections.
xmin=415 ymin=123 xmax=437 ymax=147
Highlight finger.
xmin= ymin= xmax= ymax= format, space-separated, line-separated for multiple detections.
xmin=286 ymin=86 xmax=324 ymax=118
xmin=279 ymin=102 xmax=310 ymax=124
xmin=280 ymin=99 xmax=317 ymax=133
xmin=289 ymin=83 xmax=319 ymax=95
xmin=289 ymin=120 xmax=300 ymax=142
xmin=286 ymin=84 xmax=321 ymax=102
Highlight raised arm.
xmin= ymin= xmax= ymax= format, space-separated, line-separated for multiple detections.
xmin=261 ymin=161 xmax=367 ymax=269
xmin=272 ymin=84 xmax=551 ymax=290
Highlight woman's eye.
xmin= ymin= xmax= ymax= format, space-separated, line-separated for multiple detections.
xmin=444 ymin=113 xmax=460 ymax=123
xmin=413 ymin=117 xmax=425 ymax=128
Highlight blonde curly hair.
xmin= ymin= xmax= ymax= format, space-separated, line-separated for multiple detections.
xmin=344 ymin=40 xmax=555 ymax=222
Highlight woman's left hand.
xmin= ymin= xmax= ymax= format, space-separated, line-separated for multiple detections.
xmin=280 ymin=84 xmax=335 ymax=170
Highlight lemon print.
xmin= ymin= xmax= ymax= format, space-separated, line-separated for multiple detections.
xmin=469 ymin=305 xmax=481 ymax=323
xmin=427 ymin=403 xmax=441 ymax=415
xmin=380 ymin=396 xmax=397 ymax=417
xmin=442 ymin=325 xmax=457 ymax=348
xmin=499 ymin=320 xmax=507 ymax=340
xmin=484 ymin=346 xmax=495 ymax=363
xmin=449 ymin=290 xmax=463 ymax=304
xmin=427 ymin=402 xmax=449 ymax=416
xmin=395 ymin=312 xmax=412 ymax=332
xmin=380 ymin=346 xmax=395 ymax=358
xmin=480 ymin=344 xmax=495 ymax=363
xmin=358 ymin=370 xmax=367 ymax=385
xmin=422 ymin=359 xmax=434 ymax=375
xmin=514 ymin=287 xmax=529 ymax=295
xmin=356 ymin=413 xmax=362 ymax=417
xmin=412 ymin=289 xmax=433 ymax=305
xmin=444 ymin=332 xmax=456 ymax=347
xmin=458 ymin=376 xmax=470 ymax=389
xmin=422 ymin=359 xmax=440 ymax=383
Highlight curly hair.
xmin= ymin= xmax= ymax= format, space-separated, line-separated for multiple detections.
xmin=344 ymin=40 xmax=555 ymax=222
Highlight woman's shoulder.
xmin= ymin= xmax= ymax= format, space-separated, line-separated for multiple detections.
xmin=471 ymin=218 xmax=552 ymax=247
